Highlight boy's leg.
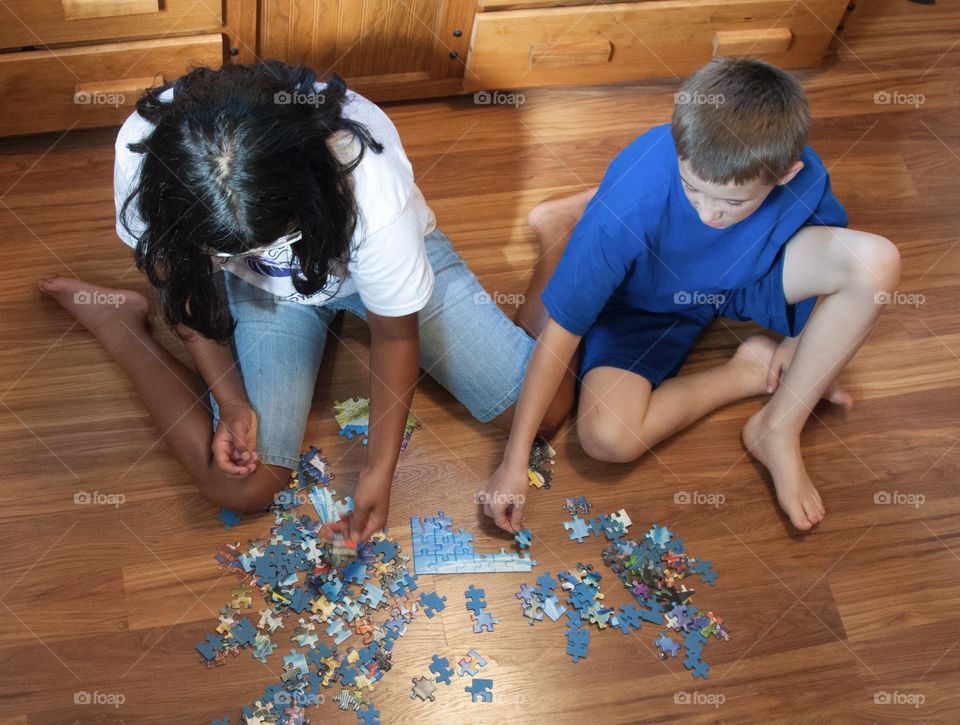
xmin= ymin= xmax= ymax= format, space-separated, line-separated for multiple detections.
xmin=742 ymin=226 xmax=900 ymax=530
xmin=577 ymin=335 xmax=780 ymax=462
xmin=37 ymin=274 xmax=327 ymax=512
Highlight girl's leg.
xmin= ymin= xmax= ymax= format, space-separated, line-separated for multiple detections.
xmin=37 ymin=273 xmax=328 ymax=511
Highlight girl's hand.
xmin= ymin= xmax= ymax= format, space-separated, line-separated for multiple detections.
xmin=479 ymin=460 xmax=529 ymax=534
xmin=347 ymin=468 xmax=392 ymax=543
xmin=212 ymin=403 xmax=260 ymax=478
xmin=767 ymin=335 xmax=800 ymax=393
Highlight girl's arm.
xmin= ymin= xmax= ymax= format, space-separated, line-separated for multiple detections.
xmin=176 ymin=324 xmax=259 ymax=477
xmin=347 ymin=310 xmax=420 ymax=541
xmin=482 ymin=316 xmax=582 ymax=532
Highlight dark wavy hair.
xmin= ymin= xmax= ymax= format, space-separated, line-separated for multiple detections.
xmin=119 ymin=60 xmax=383 ymax=342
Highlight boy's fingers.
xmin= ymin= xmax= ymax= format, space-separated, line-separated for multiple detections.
xmin=509 ymin=504 xmax=524 ymax=532
xmin=492 ymin=506 xmax=512 ymax=533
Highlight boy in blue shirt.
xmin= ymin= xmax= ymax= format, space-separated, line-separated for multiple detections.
xmin=482 ymin=56 xmax=900 ymax=532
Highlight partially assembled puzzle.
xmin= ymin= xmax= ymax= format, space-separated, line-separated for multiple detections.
xmin=411 ymin=511 xmax=537 ymax=575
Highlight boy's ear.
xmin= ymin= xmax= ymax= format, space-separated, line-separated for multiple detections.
xmin=776 ymin=160 xmax=805 ymax=186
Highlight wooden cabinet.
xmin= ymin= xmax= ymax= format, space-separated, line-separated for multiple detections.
xmin=0 ymin=0 xmax=862 ymax=136
xmin=0 ymin=0 xmax=224 ymax=137
xmin=464 ymin=0 xmax=852 ymax=90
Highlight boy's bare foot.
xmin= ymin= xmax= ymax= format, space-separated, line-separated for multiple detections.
xmin=742 ymin=407 xmax=825 ymax=531
xmin=37 ymin=275 xmax=150 ymax=351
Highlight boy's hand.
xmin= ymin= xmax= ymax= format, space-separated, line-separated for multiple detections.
xmin=212 ymin=403 xmax=260 ymax=478
xmin=480 ymin=460 xmax=529 ymax=533
xmin=767 ymin=335 xmax=800 ymax=393
xmin=347 ymin=468 xmax=391 ymax=543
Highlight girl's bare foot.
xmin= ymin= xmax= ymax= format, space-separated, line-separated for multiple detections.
xmin=37 ymin=275 xmax=150 ymax=351
xmin=742 ymin=407 xmax=825 ymax=531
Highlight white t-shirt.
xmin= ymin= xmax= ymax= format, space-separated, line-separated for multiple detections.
xmin=114 ymin=83 xmax=436 ymax=316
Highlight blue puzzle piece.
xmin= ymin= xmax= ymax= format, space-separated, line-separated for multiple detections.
xmin=229 ymin=617 xmax=258 ymax=646
xmin=465 ymin=585 xmax=487 ymax=614
xmin=218 ymin=509 xmax=240 ymax=530
xmin=429 ymin=654 xmax=455 ymax=685
xmin=563 ymin=515 xmax=591 ymax=543
xmin=565 ymin=627 xmax=589 ymax=663
xmin=419 ymin=591 xmax=447 ymax=618
xmin=615 ymin=603 xmax=642 ymax=633
xmin=464 ymin=678 xmax=494 ymax=703
xmin=514 ymin=528 xmax=532 ymax=549
xmin=357 ymin=703 xmax=381 ymax=725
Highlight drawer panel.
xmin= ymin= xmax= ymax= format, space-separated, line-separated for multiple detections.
xmin=465 ymin=0 xmax=848 ymax=90
xmin=0 ymin=34 xmax=224 ymax=137
xmin=0 ymin=0 xmax=221 ymax=50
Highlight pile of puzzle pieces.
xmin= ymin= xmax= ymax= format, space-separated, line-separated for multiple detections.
xmin=200 ymin=446 xmax=447 ymax=724
xmin=603 ymin=522 xmax=729 ymax=679
xmin=410 ymin=648 xmax=492 ymax=704
xmin=411 ymin=511 xmax=537 ymax=575
xmin=334 ymin=397 xmax=420 ymax=449
xmin=514 ymin=498 xmax=729 ymax=680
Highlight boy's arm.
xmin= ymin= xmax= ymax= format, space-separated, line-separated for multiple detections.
xmin=483 ymin=316 xmax=582 ymax=532
xmin=176 ymin=324 xmax=260 ymax=477
xmin=347 ymin=310 xmax=420 ymax=542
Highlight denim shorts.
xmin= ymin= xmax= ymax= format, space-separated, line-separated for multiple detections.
xmin=209 ymin=228 xmax=535 ymax=469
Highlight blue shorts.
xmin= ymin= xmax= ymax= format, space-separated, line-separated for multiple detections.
xmin=580 ymin=246 xmax=815 ymax=386
xmin=209 ymin=228 xmax=535 ymax=469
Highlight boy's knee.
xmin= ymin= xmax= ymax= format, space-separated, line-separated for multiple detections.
xmin=842 ymin=232 xmax=901 ymax=292
xmin=578 ymin=414 xmax=647 ymax=463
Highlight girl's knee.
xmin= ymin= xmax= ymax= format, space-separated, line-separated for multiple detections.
xmin=199 ymin=463 xmax=293 ymax=513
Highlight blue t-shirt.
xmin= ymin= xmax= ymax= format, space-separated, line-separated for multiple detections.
xmin=542 ymin=122 xmax=848 ymax=336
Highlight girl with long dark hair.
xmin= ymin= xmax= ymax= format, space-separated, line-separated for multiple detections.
xmin=38 ymin=61 xmax=575 ymax=541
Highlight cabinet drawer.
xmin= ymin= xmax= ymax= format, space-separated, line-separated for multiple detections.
xmin=0 ymin=34 xmax=223 ymax=137
xmin=465 ymin=0 xmax=848 ymax=90
xmin=0 ymin=0 xmax=221 ymax=50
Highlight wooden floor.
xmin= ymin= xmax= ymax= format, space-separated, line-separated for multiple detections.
xmin=2 ymin=1 xmax=959 ymax=722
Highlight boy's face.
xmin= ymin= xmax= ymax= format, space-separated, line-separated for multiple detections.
xmin=677 ymin=157 xmax=804 ymax=230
